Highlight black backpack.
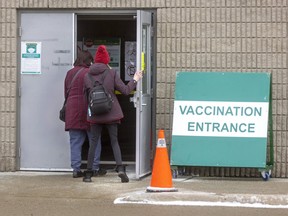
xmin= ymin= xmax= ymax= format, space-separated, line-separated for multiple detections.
xmin=87 ymin=70 xmax=113 ymax=116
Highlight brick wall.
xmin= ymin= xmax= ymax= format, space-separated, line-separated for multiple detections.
xmin=156 ymin=0 xmax=288 ymax=178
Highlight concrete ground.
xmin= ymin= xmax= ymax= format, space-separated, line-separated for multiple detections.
xmin=0 ymin=171 xmax=288 ymax=216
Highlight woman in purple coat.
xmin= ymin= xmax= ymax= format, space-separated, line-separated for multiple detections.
xmin=64 ymin=50 xmax=106 ymax=178
xmin=83 ymin=45 xmax=142 ymax=183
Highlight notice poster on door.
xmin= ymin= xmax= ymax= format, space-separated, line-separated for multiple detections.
xmin=124 ymin=41 xmax=136 ymax=81
xmin=21 ymin=42 xmax=42 ymax=74
xmin=80 ymin=38 xmax=121 ymax=76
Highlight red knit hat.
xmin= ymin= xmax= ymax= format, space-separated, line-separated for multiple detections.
xmin=95 ymin=45 xmax=110 ymax=64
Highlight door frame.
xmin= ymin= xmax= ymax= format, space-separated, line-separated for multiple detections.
xmin=17 ymin=9 xmax=157 ymax=177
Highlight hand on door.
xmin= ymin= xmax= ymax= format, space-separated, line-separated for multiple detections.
xmin=133 ymin=70 xmax=143 ymax=82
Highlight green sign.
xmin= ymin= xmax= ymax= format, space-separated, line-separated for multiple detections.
xmin=171 ymin=72 xmax=271 ymax=168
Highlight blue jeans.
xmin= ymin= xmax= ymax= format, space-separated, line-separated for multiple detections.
xmin=69 ymin=129 xmax=101 ymax=171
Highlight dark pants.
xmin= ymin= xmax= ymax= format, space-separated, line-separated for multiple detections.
xmin=87 ymin=123 xmax=122 ymax=170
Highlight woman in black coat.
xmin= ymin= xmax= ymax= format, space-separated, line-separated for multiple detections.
xmin=83 ymin=45 xmax=142 ymax=183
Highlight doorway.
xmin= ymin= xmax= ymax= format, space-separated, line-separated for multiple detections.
xmin=77 ymin=14 xmax=137 ymax=165
xmin=18 ymin=10 xmax=155 ymax=179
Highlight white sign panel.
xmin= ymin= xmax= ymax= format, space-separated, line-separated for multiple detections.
xmin=21 ymin=42 xmax=42 ymax=74
xmin=172 ymin=101 xmax=269 ymax=138
xmin=124 ymin=41 xmax=136 ymax=81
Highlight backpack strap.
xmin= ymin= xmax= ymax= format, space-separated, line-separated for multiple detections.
xmin=87 ymin=73 xmax=97 ymax=86
xmin=101 ymin=69 xmax=109 ymax=83
xmin=88 ymin=69 xmax=109 ymax=86
xmin=64 ymin=67 xmax=84 ymax=102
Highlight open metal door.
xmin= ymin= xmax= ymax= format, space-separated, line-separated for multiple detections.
xmin=135 ymin=10 xmax=153 ymax=178
xmin=19 ymin=12 xmax=74 ymax=170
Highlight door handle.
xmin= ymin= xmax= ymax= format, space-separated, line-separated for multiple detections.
xmin=130 ymin=92 xmax=146 ymax=108
xmin=130 ymin=93 xmax=138 ymax=108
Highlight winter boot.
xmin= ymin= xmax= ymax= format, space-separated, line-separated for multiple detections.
xmin=93 ymin=168 xmax=107 ymax=177
xmin=83 ymin=170 xmax=93 ymax=183
xmin=116 ymin=165 xmax=129 ymax=183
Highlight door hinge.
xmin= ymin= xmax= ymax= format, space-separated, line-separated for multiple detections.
xmin=18 ymin=87 xmax=21 ymax=97
xmin=18 ymin=27 xmax=22 ymax=37
xmin=151 ymin=27 xmax=154 ymax=37
xmin=18 ymin=147 xmax=21 ymax=158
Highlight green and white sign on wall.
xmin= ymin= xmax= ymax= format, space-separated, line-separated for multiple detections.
xmin=171 ymin=72 xmax=271 ymax=168
xmin=21 ymin=41 xmax=42 ymax=74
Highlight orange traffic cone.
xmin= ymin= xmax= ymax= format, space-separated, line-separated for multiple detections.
xmin=146 ymin=129 xmax=177 ymax=192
